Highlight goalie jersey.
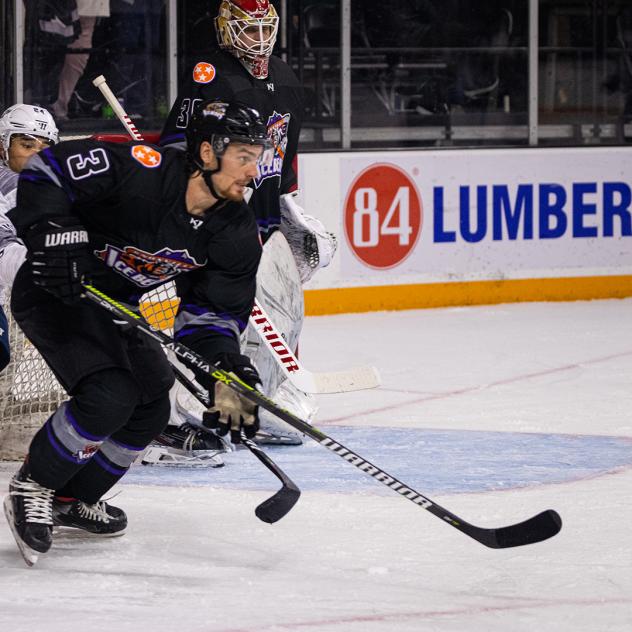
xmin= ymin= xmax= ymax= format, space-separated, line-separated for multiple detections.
xmin=159 ymin=49 xmax=304 ymax=241
xmin=8 ymin=139 xmax=262 ymax=359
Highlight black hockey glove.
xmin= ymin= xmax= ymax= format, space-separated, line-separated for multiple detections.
xmin=201 ymin=352 xmax=261 ymax=444
xmin=24 ymin=217 xmax=92 ymax=304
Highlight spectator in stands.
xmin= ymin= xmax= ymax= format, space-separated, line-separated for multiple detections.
xmin=23 ymin=0 xmax=81 ymax=107
xmin=51 ymin=1 xmax=111 ymax=121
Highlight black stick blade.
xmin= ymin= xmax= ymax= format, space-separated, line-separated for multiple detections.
xmin=255 ymin=484 xmax=301 ymax=524
xmin=473 ymin=509 xmax=562 ymax=549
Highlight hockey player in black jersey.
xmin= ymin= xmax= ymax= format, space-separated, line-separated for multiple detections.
xmin=161 ymin=0 xmax=301 ymax=241
xmin=158 ymin=0 xmax=338 ymax=451
xmin=3 ymin=99 xmax=270 ymax=566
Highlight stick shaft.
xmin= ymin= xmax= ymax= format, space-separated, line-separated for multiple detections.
xmin=82 ymin=283 xmax=561 ymax=548
xmin=92 ymin=75 xmax=143 ymax=141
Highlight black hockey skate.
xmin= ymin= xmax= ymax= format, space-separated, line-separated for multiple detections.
xmin=142 ymin=422 xmax=227 ymax=467
xmin=52 ymin=497 xmax=127 ymax=536
xmin=3 ymin=462 xmax=55 ymax=566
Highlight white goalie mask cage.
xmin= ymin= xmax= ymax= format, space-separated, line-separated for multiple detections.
xmin=215 ymin=0 xmax=279 ymax=78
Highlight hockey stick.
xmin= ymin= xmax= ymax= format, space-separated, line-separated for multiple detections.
xmin=169 ymin=361 xmax=300 ymax=524
xmin=92 ymin=74 xmax=381 ymax=395
xmin=83 ymin=283 xmax=562 ymax=549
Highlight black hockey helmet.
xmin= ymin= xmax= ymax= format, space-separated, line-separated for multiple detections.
xmin=186 ymin=99 xmax=270 ymax=167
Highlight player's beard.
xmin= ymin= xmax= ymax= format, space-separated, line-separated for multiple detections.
xmin=223 ymin=179 xmax=252 ymax=202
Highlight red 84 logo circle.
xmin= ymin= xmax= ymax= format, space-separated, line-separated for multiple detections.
xmin=344 ymin=164 xmax=422 ymax=269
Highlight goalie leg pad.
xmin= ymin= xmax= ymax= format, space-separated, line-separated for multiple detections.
xmin=243 ymin=231 xmax=304 ymax=401
xmin=256 ymin=378 xmax=318 ymax=445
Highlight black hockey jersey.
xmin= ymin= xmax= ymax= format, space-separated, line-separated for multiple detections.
xmin=9 ymin=139 xmax=262 ymax=359
xmin=159 ymin=49 xmax=304 ymax=241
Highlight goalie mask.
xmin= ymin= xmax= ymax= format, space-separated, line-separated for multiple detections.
xmin=215 ymin=0 xmax=279 ymax=79
xmin=186 ymin=99 xmax=273 ymax=197
xmin=0 ymin=104 xmax=59 ymax=166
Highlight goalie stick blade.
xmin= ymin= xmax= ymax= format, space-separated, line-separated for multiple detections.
xmin=291 ymin=364 xmax=382 ymax=394
xmin=310 ymin=365 xmax=381 ymax=394
xmin=467 ymin=509 xmax=562 ymax=549
xmin=255 ymin=484 xmax=301 ymax=524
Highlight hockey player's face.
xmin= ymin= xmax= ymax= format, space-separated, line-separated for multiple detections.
xmin=212 ymin=143 xmax=263 ymax=201
xmin=7 ymin=134 xmax=52 ymax=173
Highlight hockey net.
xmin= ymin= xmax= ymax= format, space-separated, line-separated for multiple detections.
xmin=0 ymin=296 xmax=66 ymax=460
xmin=0 ymin=283 xmax=179 ymax=461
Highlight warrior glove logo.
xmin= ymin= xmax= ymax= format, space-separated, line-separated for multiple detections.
xmin=44 ymin=230 xmax=89 ymax=247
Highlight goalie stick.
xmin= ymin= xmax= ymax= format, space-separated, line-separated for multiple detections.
xmin=83 ymin=283 xmax=562 ymax=549
xmin=249 ymin=300 xmax=380 ymax=394
xmin=92 ymin=74 xmax=381 ymax=395
xmin=169 ymin=362 xmax=300 ymax=524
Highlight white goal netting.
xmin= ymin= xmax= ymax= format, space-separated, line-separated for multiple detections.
xmin=0 ymin=284 xmax=179 ymax=461
xmin=0 ymin=300 xmax=66 ymax=460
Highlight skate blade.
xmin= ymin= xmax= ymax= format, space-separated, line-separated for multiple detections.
xmin=254 ymin=432 xmax=303 ymax=446
xmin=53 ymin=525 xmax=127 ymax=539
xmin=3 ymin=496 xmax=42 ymax=567
xmin=141 ymin=446 xmax=225 ymax=468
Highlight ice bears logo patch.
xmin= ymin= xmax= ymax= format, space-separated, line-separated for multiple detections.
xmin=96 ymin=244 xmax=206 ymax=287
xmin=75 ymin=443 xmax=100 ymax=461
xmin=193 ymin=62 xmax=216 ymax=84
xmin=131 ymin=145 xmax=162 ymax=168
xmin=253 ymin=111 xmax=290 ymax=189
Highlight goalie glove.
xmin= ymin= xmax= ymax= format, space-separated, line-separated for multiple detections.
xmin=24 ymin=217 xmax=92 ymax=304
xmin=201 ymin=352 xmax=261 ymax=444
xmin=280 ymin=191 xmax=338 ymax=284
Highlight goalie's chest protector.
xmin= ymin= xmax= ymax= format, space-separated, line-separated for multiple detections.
xmin=163 ymin=50 xmax=304 ymax=240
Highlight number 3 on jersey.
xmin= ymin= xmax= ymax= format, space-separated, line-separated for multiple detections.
xmin=344 ymin=164 xmax=422 ymax=269
xmin=67 ymin=148 xmax=110 ymax=181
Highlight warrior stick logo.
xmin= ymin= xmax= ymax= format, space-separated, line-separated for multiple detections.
xmin=253 ymin=111 xmax=290 ymax=189
xmin=320 ymin=437 xmax=433 ymax=509
xmin=250 ymin=304 xmax=299 ymax=373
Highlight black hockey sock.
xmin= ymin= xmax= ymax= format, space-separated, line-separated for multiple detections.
xmin=57 ymin=391 xmax=171 ymax=502
xmin=28 ymin=369 xmax=140 ymax=491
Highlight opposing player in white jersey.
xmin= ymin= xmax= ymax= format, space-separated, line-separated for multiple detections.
xmin=0 ymin=104 xmax=59 ymax=370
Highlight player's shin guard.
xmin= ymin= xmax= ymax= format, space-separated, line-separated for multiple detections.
xmin=28 ymin=402 xmax=109 ymax=491
xmin=28 ymin=369 xmax=141 ymax=491
xmin=59 ymin=392 xmax=171 ymax=502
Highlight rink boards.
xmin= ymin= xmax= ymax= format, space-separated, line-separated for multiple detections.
xmin=299 ymin=146 xmax=632 ymax=314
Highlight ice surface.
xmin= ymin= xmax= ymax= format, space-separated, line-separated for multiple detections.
xmin=1 ymin=298 xmax=631 ymax=631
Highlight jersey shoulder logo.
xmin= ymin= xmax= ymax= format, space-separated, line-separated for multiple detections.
xmin=131 ymin=145 xmax=162 ymax=168
xmin=96 ymin=244 xmax=206 ymax=287
xmin=193 ymin=62 xmax=216 ymax=84
xmin=253 ymin=111 xmax=290 ymax=189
